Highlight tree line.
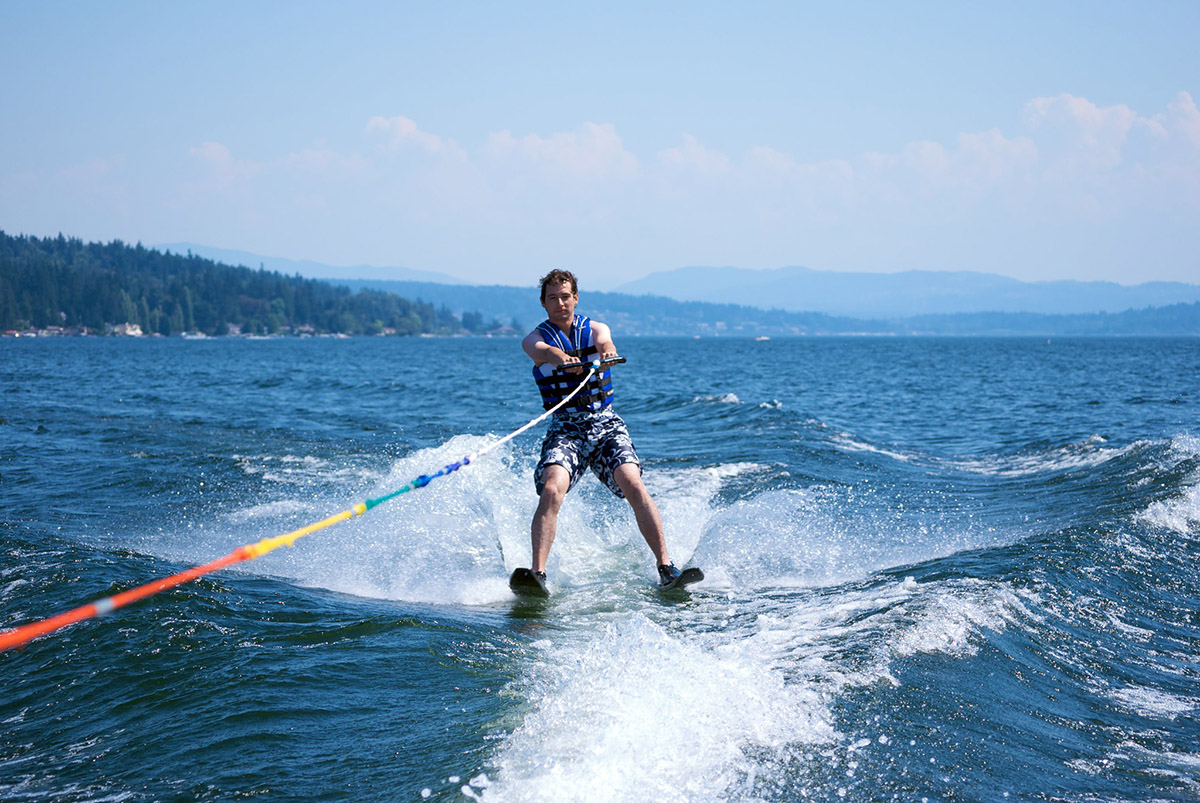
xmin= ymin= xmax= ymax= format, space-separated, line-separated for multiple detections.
xmin=0 ymin=231 xmax=483 ymax=336
xmin=4 ymin=230 xmax=1196 ymax=338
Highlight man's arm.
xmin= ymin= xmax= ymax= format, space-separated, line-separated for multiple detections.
xmin=590 ymin=321 xmax=618 ymax=360
xmin=522 ymin=329 xmax=578 ymax=367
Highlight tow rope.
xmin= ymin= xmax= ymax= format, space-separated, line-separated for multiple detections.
xmin=0 ymin=358 xmax=618 ymax=653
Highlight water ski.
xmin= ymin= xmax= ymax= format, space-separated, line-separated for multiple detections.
xmin=509 ymin=568 xmax=550 ymax=598
xmin=659 ymin=567 xmax=704 ymax=592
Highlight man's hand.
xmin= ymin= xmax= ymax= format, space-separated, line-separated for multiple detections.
xmin=554 ymin=350 xmax=584 ymax=375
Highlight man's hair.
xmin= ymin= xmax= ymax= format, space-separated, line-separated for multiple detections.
xmin=539 ymin=269 xmax=579 ymax=301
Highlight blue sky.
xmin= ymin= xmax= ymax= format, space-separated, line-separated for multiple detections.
xmin=2 ymin=1 xmax=1198 ymax=287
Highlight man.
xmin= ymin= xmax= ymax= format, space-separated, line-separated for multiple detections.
xmin=520 ymin=268 xmax=680 ymax=588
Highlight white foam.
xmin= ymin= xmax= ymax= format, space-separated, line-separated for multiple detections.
xmin=828 ymin=432 xmax=916 ymax=464
xmin=649 ymin=462 xmax=763 ymax=565
xmin=691 ymin=486 xmax=1001 ymax=590
xmin=482 ymin=614 xmax=835 ymax=801
xmin=689 ymin=393 xmax=742 ymax=405
xmin=1109 ymin=685 xmax=1196 ymax=719
xmin=1140 ymin=479 xmax=1200 ymax=537
xmin=1137 ymin=434 xmax=1200 ymax=537
xmin=231 ymin=453 xmax=381 ymax=485
xmin=1097 ymin=740 xmax=1200 ymax=787
xmin=945 ymin=436 xmax=1135 ymax=478
xmin=144 ymin=435 xmax=536 ymax=605
xmin=1 ymin=578 xmax=30 ymax=601
xmin=469 ymin=571 xmax=1033 ymax=799
xmin=261 ymin=435 xmax=535 ymax=605
xmin=1105 ymin=610 xmax=1155 ymax=640
xmin=890 ymin=580 xmax=1031 ymax=658
xmin=830 ymin=431 xmax=1142 ymax=478
xmin=715 ymin=575 xmax=1029 ymax=682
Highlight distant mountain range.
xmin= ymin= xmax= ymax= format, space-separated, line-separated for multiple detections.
xmin=330 ymin=279 xmax=1200 ymax=337
xmin=154 ymin=243 xmax=470 ymax=285
xmin=144 ymin=244 xmax=1199 ymax=334
xmin=613 ymin=266 xmax=1200 ymax=318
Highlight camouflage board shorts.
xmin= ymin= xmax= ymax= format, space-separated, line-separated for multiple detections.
xmin=534 ymin=408 xmax=642 ymax=498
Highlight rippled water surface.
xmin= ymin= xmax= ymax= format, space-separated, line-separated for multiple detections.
xmin=2 ymin=336 xmax=1199 ymax=801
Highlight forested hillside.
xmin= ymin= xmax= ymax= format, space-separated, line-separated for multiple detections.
xmin=0 ymin=232 xmax=461 ymax=336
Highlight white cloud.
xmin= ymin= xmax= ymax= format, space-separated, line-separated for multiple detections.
xmin=344 ymin=97 xmax=1196 ymax=237
xmin=285 ymin=144 xmax=371 ymax=176
xmin=954 ymin=129 xmax=1038 ymax=182
xmin=856 ymin=128 xmax=1033 ymax=190
xmin=658 ymin=134 xmax=732 ymax=175
xmin=365 ymin=115 xmax=462 ymax=158
xmin=132 ymin=93 xmax=1197 ymax=284
xmin=482 ymin=122 xmax=638 ymax=181
xmin=1165 ymin=90 xmax=1200 ymax=148
xmin=879 ymin=129 xmax=1037 ymax=195
xmin=744 ymin=145 xmax=796 ymax=173
xmin=189 ymin=141 xmax=234 ymax=169
xmin=188 ymin=141 xmax=261 ymax=186
xmin=1022 ymin=93 xmax=1139 ymax=172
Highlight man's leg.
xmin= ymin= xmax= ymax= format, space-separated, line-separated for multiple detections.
xmin=613 ymin=463 xmax=670 ymax=567
xmin=531 ymin=465 xmax=571 ymax=573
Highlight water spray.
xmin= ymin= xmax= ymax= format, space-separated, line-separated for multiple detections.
xmin=0 ymin=358 xmax=624 ymax=653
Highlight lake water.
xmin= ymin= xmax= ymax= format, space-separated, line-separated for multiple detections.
xmin=2 ymin=335 xmax=1199 ymax=800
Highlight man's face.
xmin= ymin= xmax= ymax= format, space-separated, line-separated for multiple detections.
xmin=542 ymin=281 xmax=578 ymax=326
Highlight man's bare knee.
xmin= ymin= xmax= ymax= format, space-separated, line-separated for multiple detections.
xmin=538 ymin=466 xmax=571 ymax=505
xmin=613 ymin=463 xmax=645 ymax=495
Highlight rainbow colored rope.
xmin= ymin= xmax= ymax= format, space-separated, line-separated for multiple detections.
xmin=0 ymin=362 xmax=602 ymax=653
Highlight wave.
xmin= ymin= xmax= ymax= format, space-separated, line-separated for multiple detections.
xmin=825 ymin=427 xmax=1142 ymax=479
xmin=940 ymin=435 xmax=1140 ymax=478
xmin=1137 ymin=434 xmax=1200 ymax=537
xmin=1108 ymin=685 xmax=1197 ymax=720
xmin=692 ymin=484 xmax=1011 ymax=590
xmin=826 ymin=431 xmax=917 ymax=464
xmin=688 ymin=393 xmax=742 ymax=405
xmin=888 ymin=577 xmax=1034 ymax=658
xmin=1140 ymin=481 xmax=1200 ymax=537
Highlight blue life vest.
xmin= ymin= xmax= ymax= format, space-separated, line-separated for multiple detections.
xmin=532 ymin=314 xmax=614 ymax=413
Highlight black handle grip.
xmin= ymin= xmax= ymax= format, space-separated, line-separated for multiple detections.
xmin=554 ymin=356 xmax=626 ymax=374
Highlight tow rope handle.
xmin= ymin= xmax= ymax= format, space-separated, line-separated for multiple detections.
xmin=554 ymin=356 xmax=626 ymax=373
